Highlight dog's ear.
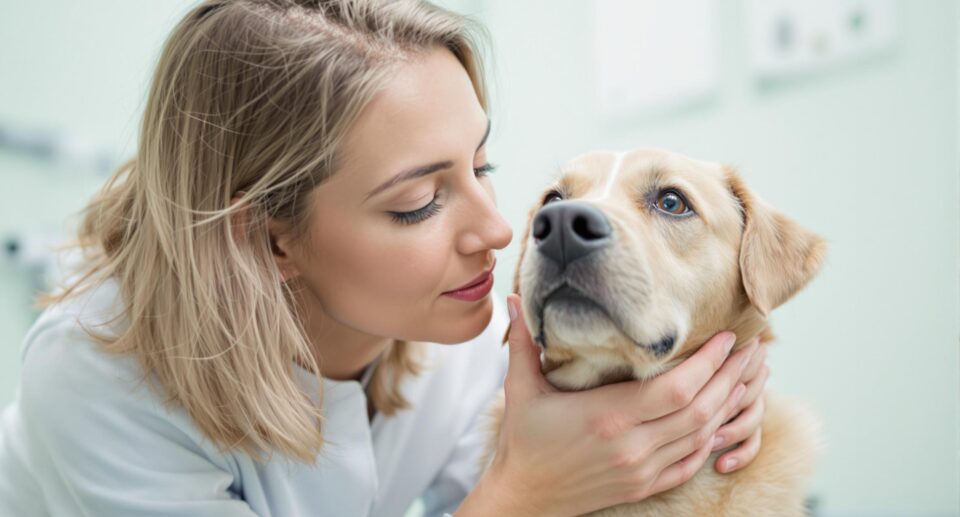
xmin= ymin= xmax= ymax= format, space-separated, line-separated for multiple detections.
xmin=502 ymin=202 xmax=540 ymax=345
xmin=724 ymin=166 xmax=827 ymax=317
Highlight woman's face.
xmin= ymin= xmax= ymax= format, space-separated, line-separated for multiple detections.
xmin=276 ymin=46 xmax=513 ymax=345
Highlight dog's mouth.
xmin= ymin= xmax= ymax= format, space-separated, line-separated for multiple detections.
xmin=535 ymin=283 xmax=676 ymax=357
xmin=535 ymin=284 xmax=612 ymax=346
xmin=542 ymin=284 xmax=610 ymax=316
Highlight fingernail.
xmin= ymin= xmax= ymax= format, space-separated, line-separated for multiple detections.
xmin=507 ymin=296 xmax=518 ymax=321
xmin=722 ymin=333 xmax=736 ymax=354
xmin=711 ymin=434 xmax=724 ymax=450
xmin=733 ymin=383 xmax=746 ymax=401
xmin=724 ymin=457 xmax=738 ymax=472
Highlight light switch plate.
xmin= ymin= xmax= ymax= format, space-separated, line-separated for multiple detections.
xmin=747 ymin=0 xmax=897 ymax=81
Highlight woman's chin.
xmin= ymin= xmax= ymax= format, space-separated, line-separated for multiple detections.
xmin=430 ymin=296 xmax=494 ymax=344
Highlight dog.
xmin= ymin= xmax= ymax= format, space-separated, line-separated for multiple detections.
xmin=481 ymin=148 xmax=826 ymax=516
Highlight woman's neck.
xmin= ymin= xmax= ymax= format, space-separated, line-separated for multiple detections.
xmin=294 ymin=290 xmax=393 ymax=382
xmin=309 ymin=327 xmax=392 ymax=382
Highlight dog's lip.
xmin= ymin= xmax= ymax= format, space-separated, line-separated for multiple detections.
xmin=536 ymin=283 xmax=675 ymax=355
xmin=542 ymin=284 xmax=600 ymax=308
xmin=535 ymin=283 xmax=610 ymax=346
xmin=443 ymin=258 xmax=496 ymax=294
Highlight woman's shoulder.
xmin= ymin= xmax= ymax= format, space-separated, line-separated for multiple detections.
xmin=16 ymin=275 xmax=210 ymax=453
xmin=21 ymin=275 xmax=136 ymax=392
xmin=4 ymin=278 xmax=252 ymax=515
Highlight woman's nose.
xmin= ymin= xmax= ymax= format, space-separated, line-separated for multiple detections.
xmin=456 ymin=182 xmax=513 ymax=254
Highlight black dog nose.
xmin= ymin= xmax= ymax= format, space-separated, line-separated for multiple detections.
xmin=532 ymin=201 xmax=612 ymax=269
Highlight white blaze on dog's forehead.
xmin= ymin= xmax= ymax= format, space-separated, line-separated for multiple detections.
xmin=592 ymin=151 xmax=626 ymax=200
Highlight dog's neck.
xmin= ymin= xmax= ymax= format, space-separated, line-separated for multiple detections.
xmin=669 ymin=305 xmax=772 ymax=369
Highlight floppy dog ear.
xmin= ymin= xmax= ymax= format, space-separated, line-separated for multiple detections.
xmin=724 ymin=166 xmax=827 ymax=317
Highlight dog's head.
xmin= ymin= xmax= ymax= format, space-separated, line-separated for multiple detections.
xmin=505 ymin=148 xmax=826 ymax=390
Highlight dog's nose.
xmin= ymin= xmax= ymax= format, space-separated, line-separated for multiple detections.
xmin=532 ymin=201 xmax=612 ymax=269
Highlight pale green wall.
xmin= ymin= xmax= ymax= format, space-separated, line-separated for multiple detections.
xmin=1 ymin=1 xmax=957 ymax=516
xmin=0 ymin=1 xmax=198 ymax=404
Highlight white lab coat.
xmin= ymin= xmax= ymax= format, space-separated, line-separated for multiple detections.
xmin=0 ymin=273 xmax=510 ymax=516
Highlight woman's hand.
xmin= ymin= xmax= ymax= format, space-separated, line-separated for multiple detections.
xmin=709 ymin=333 xmax=769 ymax=473
xmin=457 ymin=294 xmax=761 ymax=517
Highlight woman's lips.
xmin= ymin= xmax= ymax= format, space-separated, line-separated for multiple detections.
xmin=443 ymin=260 xmax=495 ymax=301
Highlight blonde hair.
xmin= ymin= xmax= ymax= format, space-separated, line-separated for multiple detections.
xmin=37 ymin=0 xmax=490 ymax=464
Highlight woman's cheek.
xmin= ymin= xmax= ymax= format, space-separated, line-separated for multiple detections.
xmin=329 ymin=219 xmax=447 ymax=300
xmin=380 ymin=230 xmax=450 ymax=299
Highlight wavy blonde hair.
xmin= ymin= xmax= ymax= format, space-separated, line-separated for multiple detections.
xmin=36 ymin=0 xmax=490 ymax=464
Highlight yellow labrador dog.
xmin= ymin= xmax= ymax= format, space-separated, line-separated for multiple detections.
xmin=482 ymin=148 xmax=826 ymax=516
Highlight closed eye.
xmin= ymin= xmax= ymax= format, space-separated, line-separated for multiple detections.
xmin=388 ymin=162 xmax=496 ymax=225
xmin=388 ymin=194 xmax=443 ymax=225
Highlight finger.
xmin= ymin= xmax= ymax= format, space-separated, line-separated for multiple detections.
xmin=587 ymin=331 xmax=738 ymax=422
xmin=635 ymin=382 xmax=746 ymax=476
xmin=712 ymin=389 xmax=765 ymax=452
xmin=638 ymin=342 xmax=757 ymax=448
xmin=643 ymin=432 xmax=714 ymax=499
xmin=503 ymin=294 xmax=553 ymax=402
xmin=739 ymin=339 xmax=765 ymax=383
xmin=732 ymin=364 xmax=769 ymax=417
xmin=715 ymin=425 xmax=762 ymax=474
xmin=641 ymin=383 xmax=746 ymax=496
xmin=722 ymin=363 xmax=769 ymax=424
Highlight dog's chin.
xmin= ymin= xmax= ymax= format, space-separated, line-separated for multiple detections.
xmin=531 ymin=286 xmax=683 ymax=388
xmin=540 ymin=294 xmax=622 ymax=348
xmin=535 ymin=285 xmax=677 ymax=354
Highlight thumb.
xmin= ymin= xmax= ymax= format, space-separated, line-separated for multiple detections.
xmin=504 ymin=294 xmax=553 ymax=402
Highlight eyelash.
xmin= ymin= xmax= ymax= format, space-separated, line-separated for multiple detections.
xmin=388 ymin=163 xmax=498 ymax=225
xmin=474 ymin=163 xmax=497 ymax=177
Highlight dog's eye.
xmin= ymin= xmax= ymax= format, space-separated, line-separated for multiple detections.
xmin=543 ymin=191 xmax=563 ymax=205
xmin=655 ymin=190 xmax=691 ymax=215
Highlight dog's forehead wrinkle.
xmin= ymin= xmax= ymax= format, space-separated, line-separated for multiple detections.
xmin=563 ymin=151 xmax=628 ymax=201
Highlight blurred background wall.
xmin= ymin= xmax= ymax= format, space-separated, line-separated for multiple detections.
xmin=0 ymin=1 xmax=956 ymax=516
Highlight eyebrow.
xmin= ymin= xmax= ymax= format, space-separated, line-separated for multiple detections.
xmin=363 ymin=118 xmax=491 ymax=202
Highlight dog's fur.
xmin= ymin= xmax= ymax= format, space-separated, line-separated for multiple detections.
xmin=481 ymin=148 xmax=826 ymax=516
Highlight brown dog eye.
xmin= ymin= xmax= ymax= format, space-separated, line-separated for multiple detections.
xmin=543 ymin=191 xmax=563 ymax=205
xmin=656 ymin=191 xmax=690 ymax=215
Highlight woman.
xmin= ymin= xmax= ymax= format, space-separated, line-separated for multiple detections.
xmin=0 ymin=1 xmax=769 ymax=515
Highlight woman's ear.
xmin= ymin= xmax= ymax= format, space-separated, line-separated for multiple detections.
xmin=725 ymin=166 xmax=827 ymax=317
xmin=266 ymin=218 xmax=301 ymax=283
xmin=230 ymin=192 xmax=299 ymax=283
